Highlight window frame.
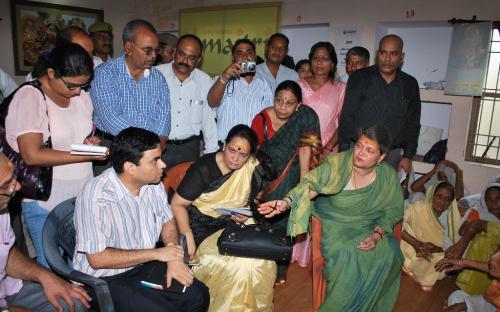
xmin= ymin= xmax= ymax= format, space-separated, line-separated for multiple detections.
xmin=465 ymin=23 xmax=500 ymax=166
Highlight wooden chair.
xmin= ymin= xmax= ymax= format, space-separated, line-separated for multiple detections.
xmin=311 ymin=217 xmax=403 ymax=311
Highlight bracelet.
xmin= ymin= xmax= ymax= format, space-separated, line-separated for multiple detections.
xmin=373 ymin=228 xmax=384 ymax=239
xmin=219 ymin=77 xmax=227 ymax=85
xmin=284 ymin=196 xmax=292 ymax=209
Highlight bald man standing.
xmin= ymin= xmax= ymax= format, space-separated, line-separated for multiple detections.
xmin=339 ymin=34 xmax=421 ymax=174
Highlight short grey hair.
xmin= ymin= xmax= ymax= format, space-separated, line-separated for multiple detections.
xmin=122 ymin=19 xmax=157 ymax=45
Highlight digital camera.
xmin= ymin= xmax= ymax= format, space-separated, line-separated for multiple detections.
xmin=241 ymin=61 xmax=256 ymax=73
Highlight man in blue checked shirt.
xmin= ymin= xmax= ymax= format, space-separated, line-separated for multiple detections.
xmin=91 ymin=19 xmax=171 ymax=169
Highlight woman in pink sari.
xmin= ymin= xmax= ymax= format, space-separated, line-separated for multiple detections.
xmin=298 ymin=42 xmax=346 ymax=155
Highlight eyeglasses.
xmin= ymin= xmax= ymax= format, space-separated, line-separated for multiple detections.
xmin=140 ymin=46 xmax=162 ymax=56
xmin=312 ymin=56 xmax=331 ymax=62
xmin=0 ymin=167 xmax=18 ymax=198
xmin=60 ymin=77 xmax=90 ymax=91
xmin=176 ymin=50 xmax=199 ymax=63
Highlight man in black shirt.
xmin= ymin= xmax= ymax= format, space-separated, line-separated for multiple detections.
xmin=339 ymin=34 xmax=421 ymax=174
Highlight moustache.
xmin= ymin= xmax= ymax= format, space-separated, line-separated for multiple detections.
xmin=178 ymin=62 xmax=190 ymax=68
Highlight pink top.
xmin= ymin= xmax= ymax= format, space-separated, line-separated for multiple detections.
xmin=5 ymin=85 xmax=94 ymax=209
xmin=0 ymin=212 xmax=23 ymax=305
xmin=298 ymin=79 xmax=346 ymax=151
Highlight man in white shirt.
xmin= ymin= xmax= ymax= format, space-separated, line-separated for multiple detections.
xmin=89 ymin=22 xmax=114 ymax=67
xmin=255 ymin=33 xmax=298 ymax=91
xmin=156 ymin=34 xmax=218 ymax=169
xmin=156 ymin=33 xmax=178 ymax=65
xmin=208 ymin=38 xmax=273 ymax=142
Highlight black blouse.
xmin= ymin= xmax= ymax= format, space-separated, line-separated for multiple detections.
xmin=177 ymin=152 xmax=223 ymax=201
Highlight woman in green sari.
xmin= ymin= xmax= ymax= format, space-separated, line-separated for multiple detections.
xmin=251 ymin=80 xmax=322 ymax=281
xmin=258 ymin=125 xmax=404 ymax=312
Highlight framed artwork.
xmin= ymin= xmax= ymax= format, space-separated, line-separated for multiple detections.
xmin=10 ymin=0 xmax=103 ymax=75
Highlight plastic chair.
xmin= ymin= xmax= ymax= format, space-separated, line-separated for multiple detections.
xmin=162 ymin=161 xmax=194 ymax=194
xmin=310 ymin=217 xmax=403 ymax=311
xmin=42 ymin=198 xmax=115 ymax=312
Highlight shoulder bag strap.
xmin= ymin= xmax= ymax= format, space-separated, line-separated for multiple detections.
xmin=259 ymin=112 xmax=268 ymax=142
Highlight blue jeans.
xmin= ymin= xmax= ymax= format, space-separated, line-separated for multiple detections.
xmin=6 ymin=281 xmax=86 ymax=312
xmin=22 ymin=201 xmax=49 ymax=268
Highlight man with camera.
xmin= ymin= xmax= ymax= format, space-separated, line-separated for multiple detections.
xmin=207 ymin=38 xmax=273 ymax=142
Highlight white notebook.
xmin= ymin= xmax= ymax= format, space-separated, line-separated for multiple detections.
xmin=70 ymin=144 xmax=108 ymax=156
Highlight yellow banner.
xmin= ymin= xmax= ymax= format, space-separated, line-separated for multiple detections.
xmin=180 ymin=2 xmax=281 ymax=76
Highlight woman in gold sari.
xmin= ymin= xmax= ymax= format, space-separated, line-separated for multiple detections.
xmin=171 ymin=125 xmax=276 ymax=312
xmin=400 ymin=181 xmax=462 ymax=291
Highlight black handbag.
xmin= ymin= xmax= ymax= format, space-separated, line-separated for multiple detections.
xmin=217 ymin=221 xmax=293 ymax=261
xmin=217 ymin=135 xmax=293 ymax=261
xmin=0 ymin=81 xmax=52 ymax=200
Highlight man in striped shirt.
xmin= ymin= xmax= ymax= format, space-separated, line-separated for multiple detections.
xmin=208 ymin=38 xmax=273 ymax=142
xmin=73 ymin=127 xmax=209 ymax=311
xmin=91 ymin=19 xmax=171 ymax=150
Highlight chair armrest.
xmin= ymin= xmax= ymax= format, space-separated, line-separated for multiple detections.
xmin=69 ymin=270 xmax=115 ymax=312
xmin=179 ymin=234 xmax=189 ymax=264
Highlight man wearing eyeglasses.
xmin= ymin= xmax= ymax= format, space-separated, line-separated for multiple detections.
xmin=91 ymin=19 xmax=171 ymax=175
xmin=0 ymin=153 xmax=91 ymax=312
xmin=255 ymin=33 xmax=298 ymax=91
xmin=156 ymin=34 xmax=218 ymax=169
xmin=89 ymin=22 xmax=114 ymax=68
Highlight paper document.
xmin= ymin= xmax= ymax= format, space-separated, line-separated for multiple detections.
xmin=214 ymin=207 xmax=253 ymax=217
xmin=398 ymin=169 xmax=408 ymax=183
xmin=70 ymin=144 xmax=108 ymax=156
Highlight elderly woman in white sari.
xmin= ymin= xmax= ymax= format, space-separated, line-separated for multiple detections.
xmin=401 ymin=181 xmax=462 ymax=291
xmin=410 ymin=160 xmax=465 ymax=203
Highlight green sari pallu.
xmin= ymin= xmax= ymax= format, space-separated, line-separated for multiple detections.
xmin=287 ymin=151 xmax=404 ymax=312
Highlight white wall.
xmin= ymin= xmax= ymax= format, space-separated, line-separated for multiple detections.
xmin=281 ymin=24 xmax=330 ymax=62
xmin=419 ymin=90 xmax=499 ymax=193
xmin=376 ymin=22 xmax=453 ymax=87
